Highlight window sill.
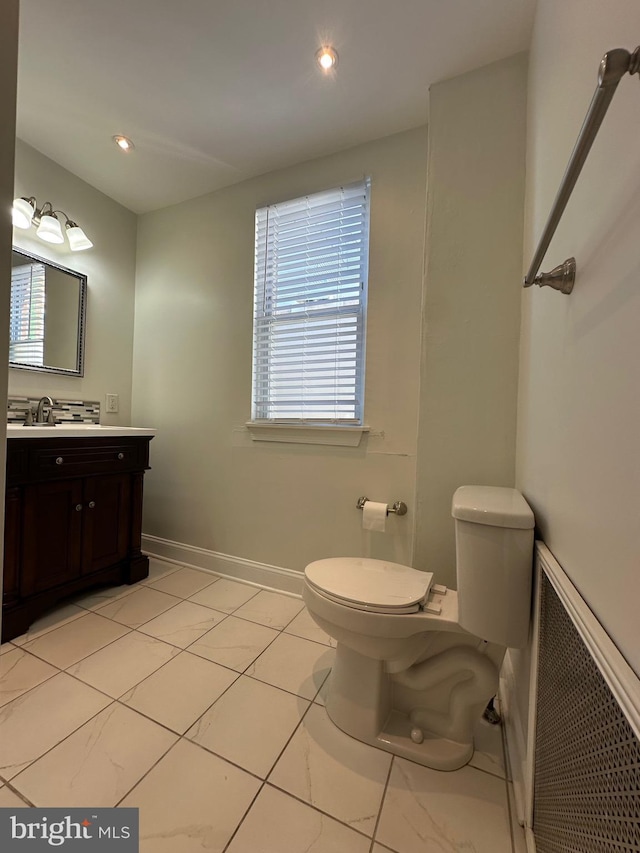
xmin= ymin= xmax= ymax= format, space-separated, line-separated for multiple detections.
xmin=245 ymin=422 xmax=369 ymax=447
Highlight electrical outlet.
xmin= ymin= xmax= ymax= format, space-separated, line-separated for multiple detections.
xmin=105 ymin=393 xmax=119 ymax=413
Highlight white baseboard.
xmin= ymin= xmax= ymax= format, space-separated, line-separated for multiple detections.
xmin=142 ymin=533 xmax=305 ymax=597
xmin=500 ymin=649 xmax=530 ymax=830
xmin=525 ymin=827 xmax=536 ymax=853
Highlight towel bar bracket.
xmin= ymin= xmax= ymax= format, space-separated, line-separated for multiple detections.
xmin=528 ymin=257 xmax=576 ymax=295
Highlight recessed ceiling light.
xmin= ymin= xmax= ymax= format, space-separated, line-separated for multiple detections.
xmin=316 ymin=46 xmax=338 ymax=72
xmin=113 ymin=135 xmax=134 ymax=152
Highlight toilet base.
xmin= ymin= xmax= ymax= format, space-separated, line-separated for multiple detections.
xmin=327 ymin=704 xmax=474 ymax=771
xmin=325 ymin=641 xmax=496 ymax=772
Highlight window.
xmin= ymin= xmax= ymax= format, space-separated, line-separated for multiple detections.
xmin=9 ymin=262 xmax=45 ymax=366
xmin=252 ymin=179 xmax=370 ymax=425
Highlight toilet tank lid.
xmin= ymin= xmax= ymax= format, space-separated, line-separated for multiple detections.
xmin=452 ymin=486 xmax=534 ymax=529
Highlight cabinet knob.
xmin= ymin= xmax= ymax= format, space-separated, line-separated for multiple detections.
xmin=56 ymin=457 xmax=64 ymax=465
xmin=117 ymin=452 xmax=124 ymax=460
xmin=75 ymin=504 xmax=83 ymax=512
xmin=88 ymin=501 xmax=96 ymax=509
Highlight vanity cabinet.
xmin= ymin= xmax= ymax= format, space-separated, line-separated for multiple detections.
xmin=2 ymin=435 xmax=152 ymax=642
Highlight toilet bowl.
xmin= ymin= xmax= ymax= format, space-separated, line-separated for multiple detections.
xmin=303 ymin=486 xmax=534 ymax=771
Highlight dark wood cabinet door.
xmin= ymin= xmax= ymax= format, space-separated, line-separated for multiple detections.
xmin=3 ymin=436 xmax=151 ymax=643
xmin=21 ymin=479 xmax=84 ymax=595
xmin=81 ymin=474 xmax=131 ymax=574
xmin=3 ymin=487 xmax=22 ymax=604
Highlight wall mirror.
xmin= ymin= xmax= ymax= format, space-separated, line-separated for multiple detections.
xmin=9 ymin=248 xmax=86 ymax=376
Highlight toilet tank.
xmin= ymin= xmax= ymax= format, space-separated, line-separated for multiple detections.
xmin=452 ymin=486 xmax=534 ymax=649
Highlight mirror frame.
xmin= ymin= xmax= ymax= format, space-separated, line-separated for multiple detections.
xmin=9 ymin=247 xmax=87 ymax=377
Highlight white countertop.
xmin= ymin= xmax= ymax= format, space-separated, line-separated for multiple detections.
xmin=6 ymin=424 xmax=157 ymax=439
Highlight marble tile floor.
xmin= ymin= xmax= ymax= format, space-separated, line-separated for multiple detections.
xmin=0 ymin=556 xmax=525 ymax=852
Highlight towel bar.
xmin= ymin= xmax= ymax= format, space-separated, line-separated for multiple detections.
xmin=523 ymin=46 xmax=640 ymax=294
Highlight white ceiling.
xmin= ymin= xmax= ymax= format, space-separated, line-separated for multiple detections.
xmin=16 ymin=0 xmax=535 ymax=214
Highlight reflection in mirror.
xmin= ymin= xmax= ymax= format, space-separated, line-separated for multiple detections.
xmin=9 ymin=248 xmax=86 ymax=376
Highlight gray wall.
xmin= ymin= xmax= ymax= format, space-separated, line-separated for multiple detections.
xmin=414 ymin=54 xmax=528 ymax=588
xmin=517 ymin=0 xmax=640 ymax=682
xmin=133 ymin=128 xmax=428 ymax=571
xmin=11 ymin=141 xmax=138 ymax=424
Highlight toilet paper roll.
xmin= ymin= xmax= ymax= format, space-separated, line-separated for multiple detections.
xmin=362 ymin=500 xmax=388 ymax=532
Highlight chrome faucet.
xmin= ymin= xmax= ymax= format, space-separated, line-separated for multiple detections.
xmin=35 ymin=396 xmax=55 ymax=425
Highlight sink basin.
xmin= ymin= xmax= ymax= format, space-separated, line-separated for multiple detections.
xmin=6 ymin=424 xmax=156 ymax=438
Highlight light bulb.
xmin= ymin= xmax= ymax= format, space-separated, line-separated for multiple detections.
xmin=12 ymin=197 xmax=35 ymax=229
xmin=316 ymin=47 xmax=338 ymax=72
xmin=113 ymin=135 xmax=134 ymax=152
xmin=66 ymin=222 xmax=93 ymax=251
xmin=36 ymin=213 xmax=64 ymax=244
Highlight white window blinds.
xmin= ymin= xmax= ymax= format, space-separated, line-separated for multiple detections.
xmin=252 ymin=179 xmax=370 ymax=423
xmin=9 ymin=263 xmax=45 ymax=366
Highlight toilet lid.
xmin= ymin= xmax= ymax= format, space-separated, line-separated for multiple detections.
xmin=305 ymin=558 xmax=434 ymax=612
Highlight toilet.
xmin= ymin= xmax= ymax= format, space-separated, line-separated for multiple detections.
xmin=303 ymin=485 xmax=534 ymax=771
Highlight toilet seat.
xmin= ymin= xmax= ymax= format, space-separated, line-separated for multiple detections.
xmin=304 ymin=558 xmax=434 ymax=615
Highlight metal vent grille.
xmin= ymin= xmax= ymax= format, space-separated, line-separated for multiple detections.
xmin=533 ymin=573 xmax=640 ymax=852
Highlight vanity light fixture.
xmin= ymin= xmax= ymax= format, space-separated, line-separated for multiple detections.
xmin=11 ymin=197 xmax=93 ymax=251
xmin=316 ymin=46 xmax=338 ymax=72
xmin=113 ymin=135 xmax=134 ymax=152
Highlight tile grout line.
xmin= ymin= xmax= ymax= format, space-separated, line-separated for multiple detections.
xmin=0 ymin=633 xmax=127 ymax=712
xmin=187 ymin=632 xmax=334 ymax=850
xmin=14 ymin=596 xmax=191 ymax=669
xmin=144 ymin=575 xmax=221 ymax=601
xmin=5 ymin=607 xmax=334 ymax=826
xmin=111 ymin=629 xmax=315 ymax=840
xmin=30 ymin=653 xmax=328 ymax=798
xmin=368 ymin=754 xmax=395 ymax=853
xmin=112 ymin=608 xmax=325 ymax=819
xmin=264 ymin=779 xmax=378 ymax=845
xmin=219 ymin=780 xmax=267 ymax=853
xmin=90 ymin=585 xmax=202 ymax=625
xmin=6 ymin=698 xmax=120 ymax=792
xmin=29 ymin=623 xmax=135 ymax=673
xmin=3 ymin=610 xmax=195 ymax=790
xmin=10 ymin=583 xmax=327 ymax=683
xmin=1 ymin=777 xmax=37 ymax=807
xmin=8 ymin=590 xmax=323 ymax=723
xmin=2 ymin=574 xmax=310 ymax=807
xmin=114 ymin=621 xmax=333 ymax=738
xmin=0 ymin=645 xmax=61 ymax=707
xmin=20 ymin=583 xmax=230 ymax=674
xmin=5 ymin=568 xmax=496 ymax=853
xmin=6 ymin=561 xmax=222 ymax=651
xmin=250 ymin=672 xmax=382 ymax=846
xmin=182 ymin=620 xmax=330 ymax=766
xmin=110 ymin=735 xmax=181 ymax=809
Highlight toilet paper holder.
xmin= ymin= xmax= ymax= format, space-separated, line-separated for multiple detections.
xmin=356 ymin=496 xmax=408 ymax=516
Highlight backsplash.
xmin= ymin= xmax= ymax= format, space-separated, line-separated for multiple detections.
xmin=7 ymin=396 xmax=100 ymax=425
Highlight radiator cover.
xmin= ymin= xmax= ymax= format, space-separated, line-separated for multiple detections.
xmin=533 ymin=573 xmax=640 ymax=852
